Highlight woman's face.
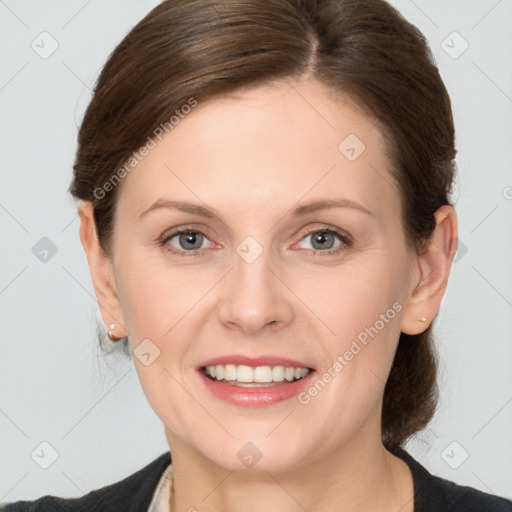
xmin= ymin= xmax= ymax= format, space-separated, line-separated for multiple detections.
xmin=102 ymin=78 xmax=422 ymax=472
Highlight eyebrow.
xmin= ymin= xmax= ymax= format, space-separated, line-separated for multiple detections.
xmin=138 ymin=197 xmax=374 ymax=221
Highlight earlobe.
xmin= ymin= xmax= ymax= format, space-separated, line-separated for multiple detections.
xmin=77 ymin=200 xmax=127 ymax=339
xmin=400 ymin=205 xmax=458 ymax=335
xmin=400 ymin=284 xmax=431 ymax=335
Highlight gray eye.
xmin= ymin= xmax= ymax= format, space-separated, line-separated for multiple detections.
xmin=170 ymin=231 xmax=205 ymax=251
xmin=309 ymin=231 xmax=336 ymax=250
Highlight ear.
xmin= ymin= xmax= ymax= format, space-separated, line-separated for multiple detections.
xmin=78 ymin=200 xmax=127 ymax=339
xmin=400 ymin=205 xmax=458 ymax=335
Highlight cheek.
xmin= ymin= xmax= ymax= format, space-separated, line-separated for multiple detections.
xmin=301 ymin=258 xmax=403 ymax=339
xmin=116 ymin=260 xmax=203 ymax=431
xmin=291 ymin=268 xmax=404 ymax=440
xmin=116 ymin=253 xmax=205 ymax=341
xmin=295 ymin=251 xmax=407 ymax=387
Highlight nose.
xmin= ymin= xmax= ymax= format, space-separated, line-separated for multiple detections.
xmin=217 ymin=247 xmax=294 ymax=335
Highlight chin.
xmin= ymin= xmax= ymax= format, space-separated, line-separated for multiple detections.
xmin=194 ymin=436 xmax=315 ymax=475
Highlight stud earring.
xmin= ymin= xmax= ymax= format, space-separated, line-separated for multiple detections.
xmin=107 ymin=323 xmax=122 ymax=341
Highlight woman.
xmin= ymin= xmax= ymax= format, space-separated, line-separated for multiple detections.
xmin=2 ymin=0 xmax=510 ymax=510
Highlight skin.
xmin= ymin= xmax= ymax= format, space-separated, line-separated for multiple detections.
xmin=79 ymin=76 xmax=458 ymax=512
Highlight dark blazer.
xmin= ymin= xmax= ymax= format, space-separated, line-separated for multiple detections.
xmin=1 ymin=446 xmax=511 ymax=511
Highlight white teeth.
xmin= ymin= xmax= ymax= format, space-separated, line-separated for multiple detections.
xmin=204 ymin=364 xmax=310 ymax=383
xmin=272 ymin=365 xmax=285 ymax=382
xmin=253 ymin=366 xmax=272 ymax=383
xmin=224 ymin=364 xmax=237 ymax=381
xmin=237 ymin=364 xmax=254 ymax=382
xmin=284 ymin=367 xmax=295 ymax=381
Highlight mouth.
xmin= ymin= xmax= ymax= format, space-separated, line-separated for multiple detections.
xmin=200 ymin=364 xmax=313 ymax=387
xmin=195 ymin=355 xmax=317 ymax=406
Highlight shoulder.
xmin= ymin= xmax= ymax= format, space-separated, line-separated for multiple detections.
xmin=0 ymin=451 xmax=171 ymax=512
xmin=421 ymin=474 xmax=512 ymax=511
xmin=389 ymin=444 xmax=512 ymax=512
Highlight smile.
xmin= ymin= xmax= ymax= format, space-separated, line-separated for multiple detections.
xmin=198 ymin=364 xmax=316 ymax=407
xmin=202 ymin=364 xmax=310 ymax=385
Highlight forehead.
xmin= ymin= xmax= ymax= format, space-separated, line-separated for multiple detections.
xmin=118 ymin=78 xmax=398 ymax=223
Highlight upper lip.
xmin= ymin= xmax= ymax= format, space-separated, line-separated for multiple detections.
xmin=197 ymin=355 xmax=315 ymax=370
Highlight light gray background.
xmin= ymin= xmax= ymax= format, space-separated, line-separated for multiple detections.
xmin=1 ymin=0 xmax=511 ymax=503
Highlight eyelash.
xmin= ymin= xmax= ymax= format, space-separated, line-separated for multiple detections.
xmin=159 ymin=226 xmax=353 ymax=257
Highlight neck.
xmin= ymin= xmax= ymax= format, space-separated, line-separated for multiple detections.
xmin=165 ymin=429 xmax=414 ymax=512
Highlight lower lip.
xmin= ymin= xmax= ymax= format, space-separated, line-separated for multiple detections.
xmin=197 ymin=368 xmax=316 ymax=407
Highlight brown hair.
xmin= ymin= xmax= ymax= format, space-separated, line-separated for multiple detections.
xmin=69 ymin=0 xmax=456 ymax=448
